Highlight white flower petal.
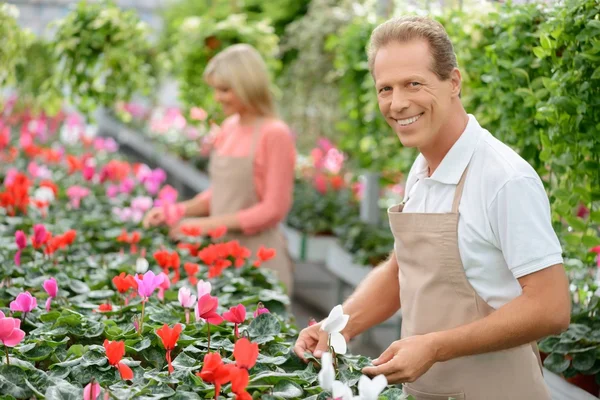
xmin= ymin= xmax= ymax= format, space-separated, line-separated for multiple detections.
xmin=317 ymin=352 xmax=335 ymax=391
xmin=136 ymin=258 xmax=149 ymax=273
xmin=358 ymin=374 xmax=387 ymax=400
xmin=322 ymin=305 xmax=349 ymax=333
xmin=332 ymin=380 xmax=353 ymax=400
xmin=330 ymin=332 xmax=347 ymax=355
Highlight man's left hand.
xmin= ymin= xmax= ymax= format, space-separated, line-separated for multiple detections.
xmin=362 ymin=334 xmax=438 ymax=384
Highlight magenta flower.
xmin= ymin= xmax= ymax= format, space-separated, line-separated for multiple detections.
xmin=106 ymin=185 xmax=119 ymax=198
xmin=162 ymin=203 xmax=185 ymax=227
xmin=142 ymin=169 xmax=167 ymax=195
xmin=134 ymin=271 xmax=164 ymax=300
xmin=14 ymin=230 xmax=27 ymax=266
xmin=131 ymin=196 xmax=153 ymax=213
xmin=43 ymin=278 xmax=58 ymax=311
xmin=66 ymin=185 xmax=90 ymax=209
xmin=154 ymin=185 xmax=178 ymax=206
xmin=10 ymin=291 xmax=37 ymax=313
xmin=118 ymin=178 xmax=135 ymax=195
xmin=27 ymin=161 xmax=52 ymax=180
xmin=3 ymin=168 xmax=18 ymax=186
xmin=0 ymin=310 xmax=26 ymax=348
xmin=33 ymin=224 xmax=48 ymax=248
xmin=253 ymin=303 xmax=270 ymax=318
xmin=82 ymin=164 xmax=95 ymax=181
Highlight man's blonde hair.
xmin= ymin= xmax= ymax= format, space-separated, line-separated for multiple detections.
xmin=203 ymin=44 xmax=275 ymax=117
xmin=367 ymin=16 xmax=458 ymax=80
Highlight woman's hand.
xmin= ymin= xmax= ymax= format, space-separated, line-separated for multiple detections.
xmin=142 ymin=207 xmax=166 ymax=228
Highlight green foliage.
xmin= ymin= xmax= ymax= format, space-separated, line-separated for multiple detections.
xmin=14 ymin=39 xmax=63 ymax=116
xmin=0 ymin=4 xmax=33 ymax=89
xmin=276 ymin=0 xmax=355 ymax=152
xmin=50 ymin=0 xmax=162 ymax=119
xmin=441 ymin=0 xmax=600 ymax=261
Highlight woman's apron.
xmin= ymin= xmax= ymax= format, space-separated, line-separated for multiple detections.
xmin=387 ymin=166 xmax=549 ymax=400
xmin=208 ymin=121 xmax=294 ymax=295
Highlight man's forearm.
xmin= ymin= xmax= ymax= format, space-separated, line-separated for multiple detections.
xmin=430 ymin=266 xmax=570 ymax=362
xmin=342 ymin=252 xmax=401 ymax=339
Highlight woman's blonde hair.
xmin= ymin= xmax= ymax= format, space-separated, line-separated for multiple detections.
xmin=367 ymin=16 xmax=458 ymax=80
xmin=203 ymin=44 xmax=275 ymax=117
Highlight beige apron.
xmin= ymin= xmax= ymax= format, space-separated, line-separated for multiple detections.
xmin=208 ymin=120 xmax=294 ymax=295
xmin=388 ymin=166 xmax=550 ymax=400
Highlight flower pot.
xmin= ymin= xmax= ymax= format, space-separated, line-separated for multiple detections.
xmin=565 ymin=375 xmax=600 ymax=397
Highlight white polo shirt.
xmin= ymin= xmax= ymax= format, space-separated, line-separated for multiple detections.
xmin=402 ymin=114 xmax=563 ymax=309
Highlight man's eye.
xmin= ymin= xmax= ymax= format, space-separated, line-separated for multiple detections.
xmin=378 ymin=86 xmax=391 ymax=93
xmin=409 ymin=82 xmax=421 ymax=87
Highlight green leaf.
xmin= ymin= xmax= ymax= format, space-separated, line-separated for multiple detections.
xmin=592 ymin=66 xmax=600 ymax=80
xmin=272 ymin=380 xmax=304 ymax=398
xmin=543 ymin=353 xmax=570 ymax=373
xmin=381 ymin=388 xmax=409 ymax=399
xmin=533 ymin=47 xmax=547 ymax=59
xmin=44 ymin=380 xmax=82 ymax=400
xmin=572 ymin=350 xmax=597 ymax=372
xmin=582 ymin=235 xmax=600 ymax=248
xmin=172 ymin=352 xmax=199 ymax=370
xmin=87 ymin=290 xmax=115 ymax=299
xmin=247 ymin=313 xmax=281 ymax=343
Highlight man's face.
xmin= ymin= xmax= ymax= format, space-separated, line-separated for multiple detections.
xmin=373 ymin=39 xmax=459 ymax=150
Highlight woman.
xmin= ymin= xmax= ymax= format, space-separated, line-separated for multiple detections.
xmin=143 ymin=44 xmax=296 ymax=295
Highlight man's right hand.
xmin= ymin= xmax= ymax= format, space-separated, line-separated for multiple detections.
xmin=142 ymin=207 xmax=166 ymax=228
xmin=293 ymin=322 xmax=330 ymax=361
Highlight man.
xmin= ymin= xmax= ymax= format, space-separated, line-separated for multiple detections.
xmin=294 ymin=16 xmax=571 ymax=399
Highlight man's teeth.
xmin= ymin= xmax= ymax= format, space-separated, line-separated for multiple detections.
xmin=397 ymin=113 xmax=422 ymax=126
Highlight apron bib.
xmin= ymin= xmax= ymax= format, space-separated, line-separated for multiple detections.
xmin=388 ymin=166 xmax=549 ymax=400
xmin=208 ymin=120 xmax=294 ymax=295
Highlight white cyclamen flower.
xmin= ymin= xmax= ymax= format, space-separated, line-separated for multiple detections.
xmin=354 ymin=374 xmax=388 ymax=400
xmin=34 ymin=186 xmax=55 ymax=203
xmin=321 ymin=304 xmax=349 ymax=354
xmin=318 ymin=352 xmax=335 ymax=392
xmin=135 ymin=258 xmax=149 ymax=274
xmin=332 ymin=380 xmax=353 ymax=400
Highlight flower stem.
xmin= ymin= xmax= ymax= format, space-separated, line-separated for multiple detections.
xmin=5 ymin=345 xmax=9 ymax=366
xmin=207 ymin=323 xmax=211 ymax=352
xmin=234 ymin=324 xmax=238 ymax=342
xmin=139 ymin=299 xmax=146 ymax=336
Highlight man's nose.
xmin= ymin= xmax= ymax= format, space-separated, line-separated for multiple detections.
xmin=390 ymin=90 xmax=410 ymax=113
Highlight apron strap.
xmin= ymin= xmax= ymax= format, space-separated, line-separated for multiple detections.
xmin=451 ymin=166 xmax=469 ymax=213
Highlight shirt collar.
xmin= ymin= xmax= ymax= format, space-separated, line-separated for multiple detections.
xmin=413 ymin=114 xmax=483 ymax=185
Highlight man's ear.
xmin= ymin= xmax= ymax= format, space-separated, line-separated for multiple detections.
xmin=450 ymin=68 xmax=462 ymax=98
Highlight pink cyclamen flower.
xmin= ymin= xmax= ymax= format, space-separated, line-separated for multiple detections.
xmin=66 ymin=185 xmax=90 ymax=209
xmin=323 ymin=148 xmax=344 ymax=175
xmin=131 ymin=196 xmax=153 ymax=213
xmin=14 ymin=230 xmax=27 ymax=266
xmin=223 ymin=304 xmax=246 ymax=325
xmin=10 ymin=291 xmax=37 ymax=313
xmin=158 ymin=273 xmax=171 ymax=301
xmin=195 ymin=294 xmax=223 ymax=325
xmin=82 ymin=164 xmax=95 ymax=181
xmin=190 ymin=107 xmax=208 ymax=121
xmin=253 ymin=304 xmax=270 ymax=318
xmin=33 ymin=224 xmax=48 ymax=248
xmin=4 ymin=168 xmax=18 ymax=187
xmin=119 ymin=178 xmax=135 ymax=195
xmin=134 ymin=271 xmax=164 ymax=300
xmin=0 ymin=310 xmax=26 ymax=347
xmin=27 ymin=161 xmax=52 ymax=180
xmin=178 ymin=287 xmax=197 ymax=308
xmin=106 ymin=185 xmax=119 ymax=198
xmin=43 ymin=278 xmax=58 ymax=311
xmin=83 ymin=381 xmax=101 ymax=400
xmin=197 ymin=280 xmax=212 ymax=299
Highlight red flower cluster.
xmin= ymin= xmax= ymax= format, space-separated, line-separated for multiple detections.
xmin=153 ymin=249 xmax=181 ymax=282
xmin=116 ymin=229 xmax=141 ymax=254
xmin=197 ymin=241 xmax=251 ymax=278
xmin=156 ymin=323 xmax=182 ymax=375
xmin=112 ymin=272 xmax=138 ymax=305
xmin=197 ymin=338 xmax=259 ymax=400
xmin=0 ymin=172 xmax=30 ymax=216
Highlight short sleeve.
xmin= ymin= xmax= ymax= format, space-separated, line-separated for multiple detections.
xmin=487 ymin=176 xmax=563 ymax=278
